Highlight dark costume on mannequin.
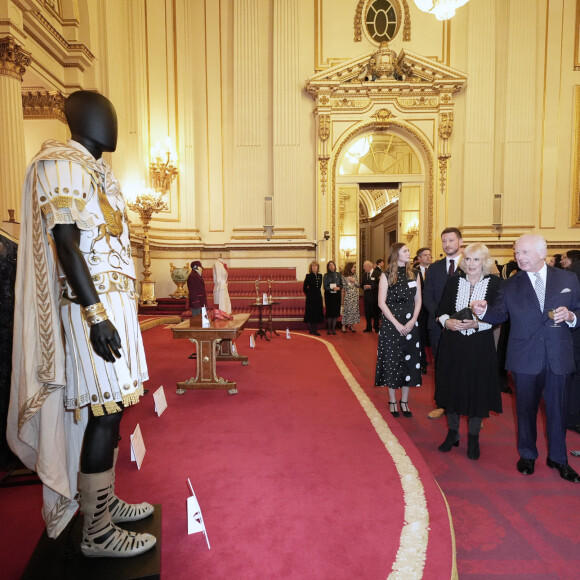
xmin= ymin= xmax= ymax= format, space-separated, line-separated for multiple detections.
xmin=187 ymin=261 xmax=207 ymax=315
xmin=8 ymin=91 xmax=155 ymax=557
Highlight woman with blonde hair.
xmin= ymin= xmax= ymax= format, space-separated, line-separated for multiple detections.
xmin=303 ymin=260 xmax=324 ymax=335
xmin=435 ymin=243 xmax=502 ymax=460
xmin=375 ymin=243 xmax=422 ymax=417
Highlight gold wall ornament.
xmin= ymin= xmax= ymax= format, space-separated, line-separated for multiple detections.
xmin=318 ymin=115 xmax=330 ymax=141
xmin=0 ymin=36 xmax=31 ymax=81
xmin=439 ymin=112 xmax=454 ymax=139
xmin=369 ymin=42 xmax=397 ymax=79
xmin=127 ymin=189 xmax=168 ymax=305
xmin=22 ymin=90 xmax=66 ymax=121
xmin=354 ymin=0 xmax=364 ymax=42
xmin=355 ymin=0 xmax=412 ymax=43
xmin=319 ymin=156 xmax=329 ymax=196
xmin=438 ymin=154 xmax=450 ymax=196
xmin=150 ymin=138 xmax=178 ymax=193
xmin=371 ymin=108 xmax=394 ymax=126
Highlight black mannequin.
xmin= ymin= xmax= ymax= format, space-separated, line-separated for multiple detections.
xmin=52 ymin=91 xmax=123 ymax=474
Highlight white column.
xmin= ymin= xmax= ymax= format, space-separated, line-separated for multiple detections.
xmin=0 ymin=37 xmax=30 ymax=223
xmin=502 ymin=0 xmax=537 ymax=226
xmin=462 ymin=0 xmax=496 ymax=226
xmin=273 ymin=0 xmax=300 ymax=229
xmin=233 ymin=0 xmax=264 ymax=229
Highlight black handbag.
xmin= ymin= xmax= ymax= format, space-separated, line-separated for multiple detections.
xmin=449 ymin=307 xmax=473 ymax=321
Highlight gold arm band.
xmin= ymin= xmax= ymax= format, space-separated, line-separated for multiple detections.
xmin=83 ymin=302 xmax=109 ymax=326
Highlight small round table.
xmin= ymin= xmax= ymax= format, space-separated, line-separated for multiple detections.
xmin=251 ymin=300 xmax=280 ymax=340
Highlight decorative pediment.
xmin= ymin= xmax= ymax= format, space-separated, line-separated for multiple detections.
xmin=306 ymin=43 xmax=467 ymax=102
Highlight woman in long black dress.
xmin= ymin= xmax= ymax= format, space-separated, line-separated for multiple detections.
xmin=303 ymin=261 xmax=324 ymax=335
xmin=435 ymin=243 xmax=502 ymax=460
xmin=323 ymin=261 xmax=342 ymax=335
xmin=375 ymin=243 xmax=422 ymax=418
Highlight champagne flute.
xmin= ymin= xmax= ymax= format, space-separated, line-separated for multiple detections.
xmin=548 ymin=309 xmax=560 ymax=327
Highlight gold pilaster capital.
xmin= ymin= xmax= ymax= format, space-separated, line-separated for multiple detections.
xmin=0 ymin=36 xmax=31 ymax=81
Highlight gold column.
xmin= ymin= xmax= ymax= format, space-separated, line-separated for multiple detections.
xmin=0 ymin=37 xmax=31 ymax=223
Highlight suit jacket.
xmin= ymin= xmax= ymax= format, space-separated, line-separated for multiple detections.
xmin=423 ymin=257 xmax=462 ymax=330
xmin=482 ymin=267 xmax=580 ymax=375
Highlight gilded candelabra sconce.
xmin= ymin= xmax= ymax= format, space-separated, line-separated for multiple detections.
xmin=127 ymin=189 xmax=168 ymax=305
xmin=406 ymin=218 xmax=420 ymax=241
xmin=150 ymin=137 xmax=178 ymax=193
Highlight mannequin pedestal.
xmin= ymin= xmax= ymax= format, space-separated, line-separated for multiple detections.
xmin=22 ymin=504 xmax=161 ymax=579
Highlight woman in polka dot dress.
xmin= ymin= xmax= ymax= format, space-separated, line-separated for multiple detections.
xmin=375 ymin=243 xmax=423 ymax=417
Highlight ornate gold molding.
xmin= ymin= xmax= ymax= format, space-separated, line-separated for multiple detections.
xmin=0 ymin=36 xmax=31 ymax=81
xmin=318 ymin=115 xmax=330 ymax=141
xmin=354 ymin=0 xmax=411 ymax=43
xmin=438 ymin=154 xmax=450 ymax=198
xmin=319 ymin=156 xmax=329 ymax=196
xmin=439 ymin=112 xmax=453 ymax=139
xmin=330 ymin=117 xmax=435 ymax=261
xmin=22 ymin=90 xmax=66 ymax=121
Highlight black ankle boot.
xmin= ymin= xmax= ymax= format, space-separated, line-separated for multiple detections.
xmin=438 ymin=430 xmax=459 ymax=452
xmin=467 ymin=433 xmax=480 ymax=460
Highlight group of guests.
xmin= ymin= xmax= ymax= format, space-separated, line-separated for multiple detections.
xmin=303 ymin=259 xmax=384 ymax=336
xmin=371 ymin=228 xmax=580 ymax=483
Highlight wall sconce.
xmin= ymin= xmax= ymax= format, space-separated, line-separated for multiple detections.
xmin=340 ymin=235 xmax=357 ymax=259
xmin=406 ymin=218 xmax=419 ymax=241
xmin=150 ymin=137 xmax=178 ymax=193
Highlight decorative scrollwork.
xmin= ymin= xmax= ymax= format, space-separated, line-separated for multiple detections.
xmin=22 ymin=90 xmax=66 ymax=121
xmin=439 ymin=112 xmax=454 ymax=139
xmin=0 ymin=36 xmax=31 ymax=81
xmin=354 ymin=0 xmax=365 ymax=42
xmin=371 ymin=108 xmax=394 ymax=126
xmin=319 ymin=115 xmax=331 ymax=142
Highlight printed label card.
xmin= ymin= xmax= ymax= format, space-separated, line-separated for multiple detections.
xmin=262 ymin=292 xmax=268 ymax=305
xmin=130 ymin=423 xmax=146 ymax=470
xmin=187 ymin=478 xmax=210 ymax=549
xmin=153 ymin=385 xmax=168 ymax=417
xmin=250 ymin=334 xmax=255 ymax=348
xmin=231 ymin=342 xmax=238 ymax=355
xmin=286 ymin=328 xmax=291 ymax=339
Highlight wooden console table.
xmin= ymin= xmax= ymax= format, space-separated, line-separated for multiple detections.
xmin=251 ymin=300 xmax=280 ymax=341
xmin=171 ymin=313 xmax=249 ymax=395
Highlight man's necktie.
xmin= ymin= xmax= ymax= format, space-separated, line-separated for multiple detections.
xmin=534 ymin=272 xmax=544 ymax=312
xmin=448 ymin=259 xmax=455 ymax=276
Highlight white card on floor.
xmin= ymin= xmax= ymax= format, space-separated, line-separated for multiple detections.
xmin=286 ymin=328 xmax=291 ymax=339
xmin=187 ymin=478 xmax=210 ymax=549
xmin=130 ymin=423 xmax=146 ymax=470
xmin=231 ymin=342 xmax=238 ymax=355
xmin=250 ymin=334 xmax=255 ymax=348
xmin=153 ymin=385 xmax=167 ymax=417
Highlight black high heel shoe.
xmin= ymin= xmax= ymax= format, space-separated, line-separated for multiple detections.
xmin=400 ymin=401 xmax=413 ymax=418
xmin=438 ymin=430 xmax=459 ymax=452
xmin=467 ymin=434 xmax=480 ymax=460
xmin=389 ymin=402 xmax=399 ymax=418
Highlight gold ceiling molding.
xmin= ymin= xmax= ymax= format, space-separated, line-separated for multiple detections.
xmin=22 ymin=10 xmax=94 ymax=72
xmin=0 ymin=36 xmax=31 ymax=81
xmin=22 ymin=89 xmax=66 ymax=121
xmin=354 ymin=0 xmax=411 ymax=43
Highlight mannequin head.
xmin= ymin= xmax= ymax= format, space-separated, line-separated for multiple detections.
xmin=65 ymin=90 xmax=118 ymax=159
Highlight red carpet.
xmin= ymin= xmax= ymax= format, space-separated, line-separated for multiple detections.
xmin=337 ymin=326 xmax=580 ymax=580
xmin=0 ymin=324 xmax=454 ymax=579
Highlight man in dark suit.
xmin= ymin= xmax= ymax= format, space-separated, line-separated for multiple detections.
xmin=416 ymin=247 xmax=432 ymax=373
xmin=362 ymin=260 xmax=377 ymax=332
xmin=423 ymin=227 xmax=463 ymax=418
xmin=472 ymin=234 xmax=580 ymax=483
xmin=372 ymin=259 xmax=384 ymax=332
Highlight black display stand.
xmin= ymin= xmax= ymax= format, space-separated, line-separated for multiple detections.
xmin=22 ymin=504 xmax=162 ymax=580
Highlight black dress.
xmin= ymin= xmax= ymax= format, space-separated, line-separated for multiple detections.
xmin=435 ymin=274 xmax=502 ymax=418
xmin=375 ymin=268 xmax=422 ymax=389
xmin=303 ymin=273 xmax=324 ymax=323
xmin=323 ymin=271 xmax=342 ymax=318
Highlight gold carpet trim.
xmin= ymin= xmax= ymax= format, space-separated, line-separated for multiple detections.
xmin=435 ymin=480 xmax=458 ymax=580
xmin=309 ymin=335 xmax=429 ymax=580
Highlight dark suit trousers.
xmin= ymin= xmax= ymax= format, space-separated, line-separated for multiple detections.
xmin=513 ymin=368 xmax=573 ymax=465
xmin=429 ymin=325 xmax=442 ymax=360
xmin=372 ymin=290 xmax=380 ymax=330
xmin=363 ymin=291 xmax=374 ymax=330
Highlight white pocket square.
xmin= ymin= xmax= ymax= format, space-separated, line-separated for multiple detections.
xmin=561 ymin=288 xmax=571 ymax=293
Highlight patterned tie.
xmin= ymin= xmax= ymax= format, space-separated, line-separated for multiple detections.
xmin=534 ymin=272 xmax=544 ymax=312
xmin=448 ymin=259 xmax=455 ymax=276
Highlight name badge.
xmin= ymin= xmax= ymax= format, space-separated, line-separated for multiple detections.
xmin=370 ymin=277 xmax=375 ymax=280
xmin=408 ymin=281 xmax=417 ymax=288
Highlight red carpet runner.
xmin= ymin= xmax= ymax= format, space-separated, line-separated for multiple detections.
xmin=0 ymin=324 xmax=454 ymax=579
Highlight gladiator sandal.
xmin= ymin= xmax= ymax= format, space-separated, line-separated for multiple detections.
xmin=78 ymin=469 xmax=157 ymax=558
xmin=109 ymin=448 xmax=154 ymax=523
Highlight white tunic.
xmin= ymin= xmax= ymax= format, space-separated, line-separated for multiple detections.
xmin=213 ymin=259 xmax=232 ymax=313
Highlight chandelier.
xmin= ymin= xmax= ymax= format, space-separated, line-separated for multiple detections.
xmin=414 ymin=0 xmax=470 ymax=21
